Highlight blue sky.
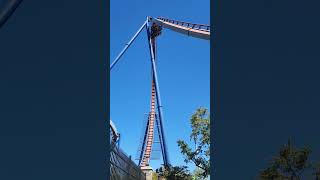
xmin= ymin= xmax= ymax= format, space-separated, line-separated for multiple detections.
xmin=110 ymin=0 xmax=210 ymax=171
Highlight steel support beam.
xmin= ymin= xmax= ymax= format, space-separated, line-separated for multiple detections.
xmin=138 ymin=115 xmax=150 ymax=166
xmin=110 ymin=20 xmax=148 ymax=70
xmin=146 ymin=17 xmax=170 ymax=167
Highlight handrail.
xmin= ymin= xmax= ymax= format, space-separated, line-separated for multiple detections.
xmin=152 ymin=17 xmax=210 ymax=40
xmin=157 ymin=17 xmax=210 ymax=31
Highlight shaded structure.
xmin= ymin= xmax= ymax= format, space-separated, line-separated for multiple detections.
xmin=110 ymin=120 xmax=146 ymax=180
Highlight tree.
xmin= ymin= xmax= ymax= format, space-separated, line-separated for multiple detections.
xmin=192 ymin=168 xmax=210 ymax=180
xmin=156 ymin=165 xmax=192 ymax=180
xmin=313 ymin=163 xmax=320 ymax=180
xmin=259 ymin=139 xmax=312 ymax=180
xmin=152 ymin=172 xmax=159 ymax=180
xmin=177 ymin=107 xmax=210 ymax=179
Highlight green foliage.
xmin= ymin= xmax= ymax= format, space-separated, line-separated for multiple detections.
xmin=156 ymin=165 xmax=192 ymax=180
xmin=152 ymin=172 xmax=159 ymax=180
xmin=259 ymin=139 xmax=312 ymax=180
xmin=177 ymin=107 xmax=210 ymax=179
xmin=192 ymin=168 xmax=209 ymax=180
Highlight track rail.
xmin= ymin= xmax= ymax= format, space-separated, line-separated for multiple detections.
xmin=152 ymin=17 xmax=210 ymax=40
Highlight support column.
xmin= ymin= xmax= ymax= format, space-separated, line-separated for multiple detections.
xmin=141 ymin=166 xmax=154 ymax=180
xmin=146 ymin=17 xmax=170 ymax=167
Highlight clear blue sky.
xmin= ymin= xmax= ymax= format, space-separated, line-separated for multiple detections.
xmin=110 ymin=0 xmax=210 ymax=171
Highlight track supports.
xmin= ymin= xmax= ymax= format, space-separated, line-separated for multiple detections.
xmin=146 ymin=17 xmax=170 ymax=167
xmin=110 ymin=16 xmax=178 ymax=168
xmin=110 ymin=20 xmax=148 ymax=70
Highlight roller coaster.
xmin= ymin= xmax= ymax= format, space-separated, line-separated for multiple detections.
xmin=0 ymin=3 xmax=210 ymax=177
xmin=110 ymin=16 xmax=210 ymax=171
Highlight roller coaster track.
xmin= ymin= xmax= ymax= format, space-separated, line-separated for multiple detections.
xmin=110 ymin=17 xmax=209 ymax=70
xmin=152 ymin=17 xmax=210 ymax=40
xmin=111 ymin=16 xmax=210 ymax=168
xmin=139 ymin=80 xmax=157 ymax=167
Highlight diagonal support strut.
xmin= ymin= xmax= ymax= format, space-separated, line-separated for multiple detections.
xmin=110 ymin=20 xmax=148 ymax=70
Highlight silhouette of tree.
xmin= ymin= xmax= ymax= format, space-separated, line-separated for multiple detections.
xmin=259 ymin=139 xmax=312 ymax=180
xmin=313 ymin=163 xmax=320 ymax=180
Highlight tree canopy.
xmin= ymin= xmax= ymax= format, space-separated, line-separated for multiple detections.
xmin=259 ymin=139 xmax=320 ymax=180
xmin=177 ymin=107 xmax=210 ymax=179
xmin=156 ymin=165 xmax=192 ymax=180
